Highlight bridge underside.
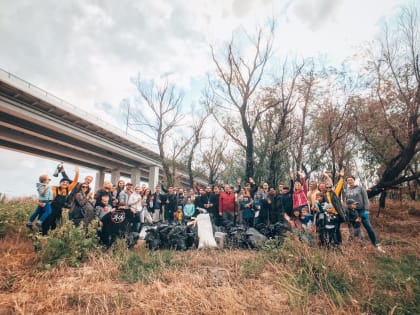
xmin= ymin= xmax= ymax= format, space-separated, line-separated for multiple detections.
xmin=0 ymin=71 xmax=200 ymax=189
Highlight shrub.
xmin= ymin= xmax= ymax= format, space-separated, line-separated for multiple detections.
xmin=33 ymin=213 xmax=100 ymax=269
xmin=0 ymin=200 xmax=34 ymax=237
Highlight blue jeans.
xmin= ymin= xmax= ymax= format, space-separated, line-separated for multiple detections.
xmin=359 ymin=210 xmax=377 ymax=246
xmin=29 ymin=202 xmax=52 ymax=223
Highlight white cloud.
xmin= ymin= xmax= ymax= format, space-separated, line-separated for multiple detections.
xmin=0 ymin=0 xmax=414 ymax=196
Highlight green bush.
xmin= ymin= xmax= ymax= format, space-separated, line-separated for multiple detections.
xmin=33 ymin=214 xmax=100 ymax=269
xmin=0 ymin=200 xmax=34 ymax=237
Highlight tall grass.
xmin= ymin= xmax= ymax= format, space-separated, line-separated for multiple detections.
xmin=0 ymin=199 xmax=419 ymax=314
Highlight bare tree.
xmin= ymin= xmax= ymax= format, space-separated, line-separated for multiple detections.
xmin=208 ymin=25 xmax=275 ymax=179
xmin=354 ymin=5 xmax=420 ymax=201
xmin=185 ymin=110 xmax=210 ymax=187
xmin=129 ymin=76 xmax=184 ymax=186
xmin=307 ymin=65 xmax=358 ymax=180
xmin=200 ymin=132 xmax=228 ymax=185
xmin=256 ymin=59 xmax=304 ymax=185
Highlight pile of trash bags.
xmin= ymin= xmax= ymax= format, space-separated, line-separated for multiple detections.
xmin=141 ymin=213 xmax=291 ymax=251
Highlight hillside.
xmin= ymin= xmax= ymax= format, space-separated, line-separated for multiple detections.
xmin=0 ymin=200 xmax=419 ymax=315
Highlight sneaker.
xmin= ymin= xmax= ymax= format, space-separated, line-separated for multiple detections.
xmin=376 ymin=244 xmax=385 ymax=253
xmin=36 ymin=221 xmax=43 ymax=228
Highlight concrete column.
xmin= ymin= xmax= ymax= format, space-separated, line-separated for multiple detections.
xmin=110 ymin=169 xmax=120 ymax=185
xmin=149 ymin=166 xmax=160 ymax=192
xmin=131 ymin=168 xmax=141 ymax=187
xmin=95 ymin=170 xmax=105 ymax=192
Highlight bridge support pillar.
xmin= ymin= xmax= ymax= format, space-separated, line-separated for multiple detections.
xmin=95 ymin=170 xmax=105 ymax=192
xmin=131 ymin=168 xmax=141 ymax=187
xmin=110 ymin=169 xmax=120 ymax=185
xmin=149 ymin=166 xmax=160 ymax=192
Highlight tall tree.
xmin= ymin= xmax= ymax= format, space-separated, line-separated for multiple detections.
xmin=200 ymin=132 xmax=228 ymax=185
xmin=129 ymin=76 xmax=184 ymax=186
xmin=257 ymin=59 xmax=304 ymax=185
xmin=185 ymin=110 xmax=210 ymax=187
xmin=208 ymin=25 xmax=275 ymax=179
xmin=355 ymin=5 xmax=420 ymax=198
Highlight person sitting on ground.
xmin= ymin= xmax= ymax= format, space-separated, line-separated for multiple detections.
xmin=27 ymin=174 xmax=53 ymax=230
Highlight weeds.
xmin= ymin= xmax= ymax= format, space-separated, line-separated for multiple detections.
xmin=0 ymin=200 xmax=34 ymax=237
xmin=0 ymin=199 xmax=419 ymax=314
xmin=33 ymin=213 xmax=100 ymax=268
xmin=240 ymin=255 xmax=265 ymax=278
xmin=363 ymin=255 xmax=420 ymax=315
xmin=111 ymin=239 xmax=173 ymax=284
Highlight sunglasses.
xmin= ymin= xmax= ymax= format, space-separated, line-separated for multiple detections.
xmin=81 ymin=185 xmax=88 ymax=188
xmin=326 ymin=186 xmax=332 ymax=189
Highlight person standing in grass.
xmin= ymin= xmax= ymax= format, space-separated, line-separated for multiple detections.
xmin=346 ymin=198 xmax=364 ymax=244
xmin=219 ymin=184 xmax=237 ymax=227
xmin=345 ymin=175 xmax=385 ymax=253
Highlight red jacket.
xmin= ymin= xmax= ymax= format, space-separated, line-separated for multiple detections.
xmin=292 ymin=177 xmax=308 ymax=209
xmin=218 ymin=191 xmax=236 ymax=214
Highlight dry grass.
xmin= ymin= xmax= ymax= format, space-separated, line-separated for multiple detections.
xmin=0 ymin=200 xmax=419 ymax=314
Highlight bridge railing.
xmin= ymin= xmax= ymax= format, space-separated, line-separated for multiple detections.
xmin=0 ymin=67 xmax=158 ymax=154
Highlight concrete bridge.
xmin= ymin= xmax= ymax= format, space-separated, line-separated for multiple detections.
xmin=0 ymin=68 xmax=196 ymax=191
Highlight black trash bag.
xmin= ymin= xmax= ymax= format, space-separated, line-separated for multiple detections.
xmin=245 ymin=227 xmax=267 ymax=248
xmin=145 ymin=228 xmax=161 ymax=250
xmin=167 ymin=225 xmax=189 ymax=250
xmin=157 ymin=224 xmax=173 ymax=248
xmin=254 ymin=222 xmax=270 ymax=237
xmin=127 ymin=232 xmax=139 ymax=248
xmin=225 ymin=225 xmax=248 ymax=248
xmin=272 ymin=221 xmax=291 ymax=237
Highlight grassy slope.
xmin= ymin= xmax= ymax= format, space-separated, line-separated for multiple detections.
xmin=0 ymin=200 xmax=419 ymax=315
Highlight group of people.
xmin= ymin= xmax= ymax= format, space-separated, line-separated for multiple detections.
xmin=27 ymin=164 xmax=384 ymax=252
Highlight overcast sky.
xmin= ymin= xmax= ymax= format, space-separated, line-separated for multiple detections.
xmin=0 ymin=0 xmax=412 ymax=197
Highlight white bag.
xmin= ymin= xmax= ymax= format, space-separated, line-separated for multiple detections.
xmin=197 ymin=213 xmax=218 ymax=249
